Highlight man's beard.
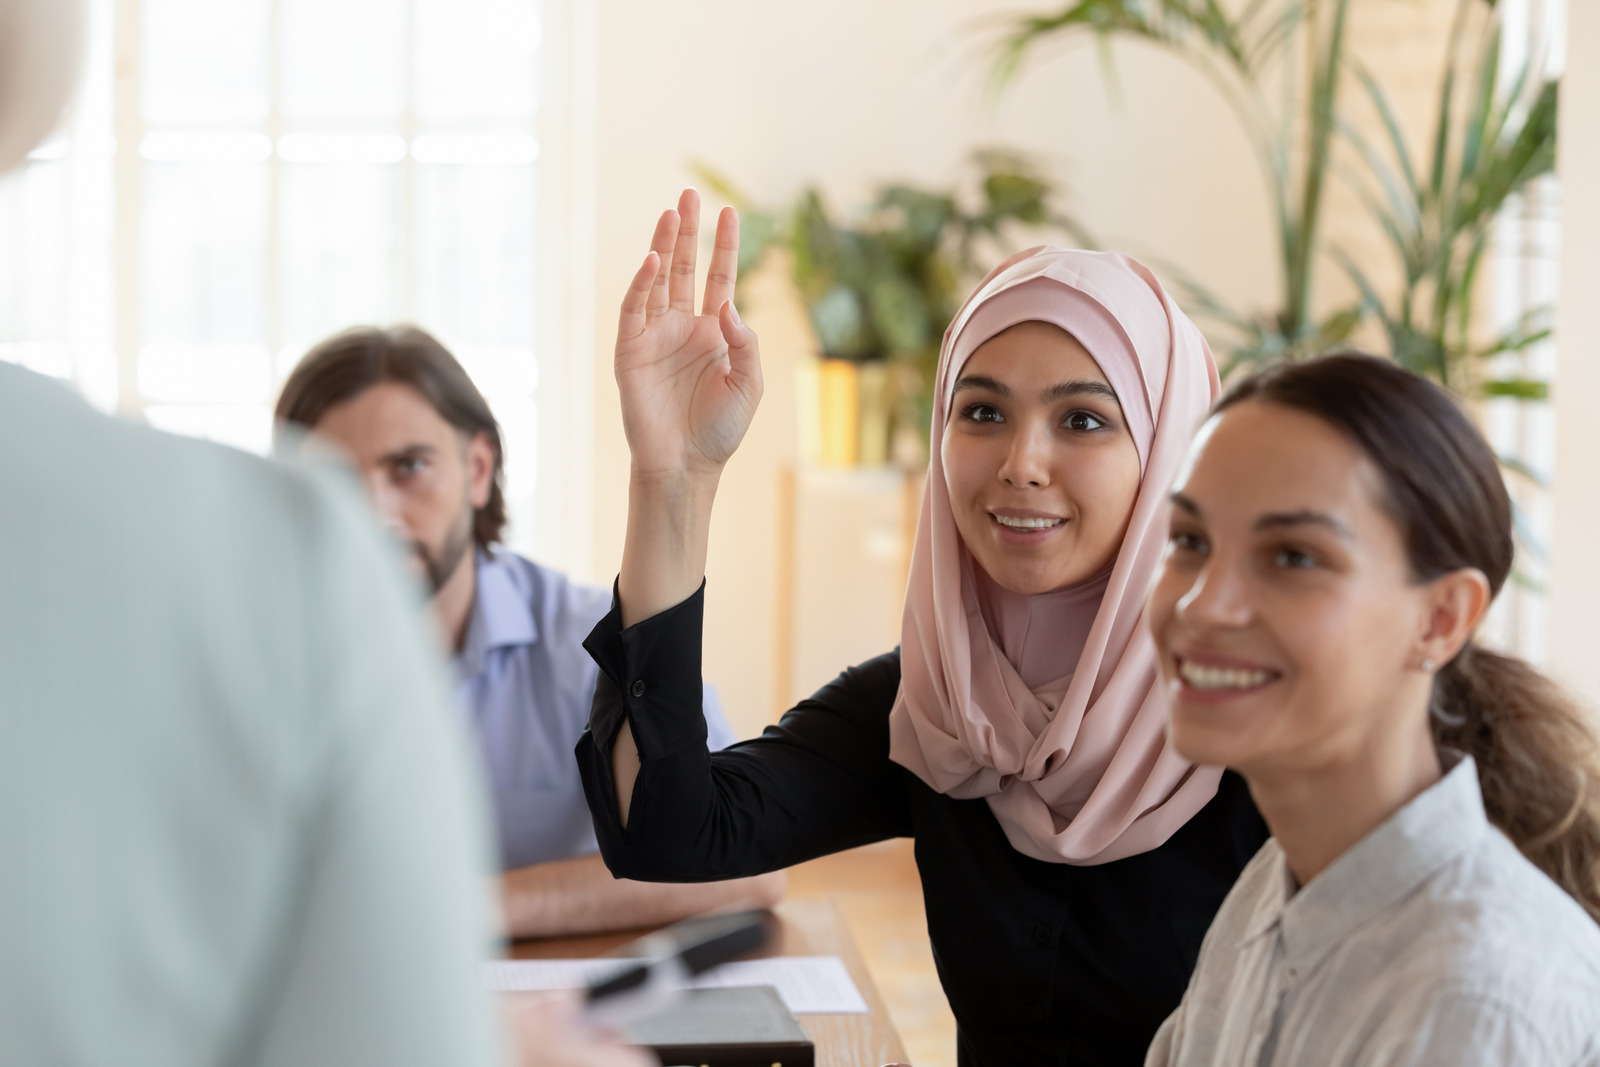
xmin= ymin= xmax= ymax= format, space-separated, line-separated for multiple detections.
xmin=413 ymin=505 xmax=474 ymax=595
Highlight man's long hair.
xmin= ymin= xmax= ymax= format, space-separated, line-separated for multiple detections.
xmin=275 ymin=325 xmax=507 ymax=551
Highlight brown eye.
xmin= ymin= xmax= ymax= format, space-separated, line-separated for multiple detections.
xmin=1063 ymin=410 xmax=1107 ymax=432
xmin=1272 ymin=547 xmax=1316 ymax=570
xmin=962 ymin=404 xmax=1004 ymax=424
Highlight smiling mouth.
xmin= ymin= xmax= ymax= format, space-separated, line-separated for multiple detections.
xmin=1177 ymin=658 xmax=1280 ymax=691
xmin=991 ymin=514 xmax=1066 ymax=531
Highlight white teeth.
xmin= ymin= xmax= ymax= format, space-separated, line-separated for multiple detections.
xmin=994 ymin=514 xmax=1065 ymax=530
xmin=1178 ymin=660 xmax=1275 ymax=691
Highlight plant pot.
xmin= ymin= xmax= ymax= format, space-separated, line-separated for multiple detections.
xmin=856 ymin=360 xmax=892 ymax=467
xmin=797 ymin=357 xmax=857 ymax=467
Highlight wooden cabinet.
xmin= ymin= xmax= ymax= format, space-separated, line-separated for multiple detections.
xmin=775 ymin=464 xmax=923 ymax=711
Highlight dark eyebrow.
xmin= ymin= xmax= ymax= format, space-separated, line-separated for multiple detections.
xmin=951 ymin=375 xmax=1119 ymax=404
xmin=1043 ymin=379 xmax=1119 ymax=404
xmin=1168 ymin=494 xmax=1353 ymax=540
xmin=378 ymin=444 xmax=437 ymax=466
xmin=1169 ymin=492 xmax=1200 ymax=516
xmin=951 ymin=374 xmax=1009 ymax=398
xmin=1255 ymin=510 xmax=1354 ymax=539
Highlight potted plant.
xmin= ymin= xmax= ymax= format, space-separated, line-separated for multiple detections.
xmin=701 ymin=151 xmax=1084 ymax=466
xmin=989 ymin=0 xmax=1557 ymax=393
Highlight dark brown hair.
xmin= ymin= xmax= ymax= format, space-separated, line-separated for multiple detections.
xmin=275 ymin=325 xmax=507 ymax=550
xmin=1215 ymin=353 xmax=1600 ymax=921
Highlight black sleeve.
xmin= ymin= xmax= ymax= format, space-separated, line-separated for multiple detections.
xmin=577 ymin=582 xmax=913 ymax=882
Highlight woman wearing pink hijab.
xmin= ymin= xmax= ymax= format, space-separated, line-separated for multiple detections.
xmin=577 ymin=190 xmax=1268 ymax=1067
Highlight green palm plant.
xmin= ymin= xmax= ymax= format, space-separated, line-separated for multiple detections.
xmin=1335 ymin=0 xmax=1557 ymax=400
xmin=993 ymin=0 xmax=1560 ymax=588
xmin=990 ymin=0 xmax=1558 ymax=396
xmin=992 ymin=0 xmax=1362 ymax=373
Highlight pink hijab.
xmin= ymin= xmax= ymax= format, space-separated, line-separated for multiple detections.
xmin=887 ymin=246 xmax=1222 ymax=864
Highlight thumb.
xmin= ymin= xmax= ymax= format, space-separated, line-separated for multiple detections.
xmin=719 ymin=300 xmax=763 ymax=397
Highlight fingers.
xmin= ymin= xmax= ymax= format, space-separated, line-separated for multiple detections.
xmin=507 ymin=991 xmax=655 ymax=1067
xmin=668 ymin=188 xmax=700 ymax=312
xmin=617 ymin=251 xmax=660 ymax=344
xmin=701 ymin=206 xmax=740 ymax=316
xmin=720 ymin=299 xmax=764 ymax=401
xmin=647 ymin=209 xmax=678 ymax=320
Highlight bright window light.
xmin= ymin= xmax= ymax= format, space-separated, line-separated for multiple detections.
xmin=144 ymin=403 xmax=275 ymax=455
xmin=0 ymin=342 xmax=71 ymax=378
xmin=410 ymin=134 xmax=539 ymax=166
xmin=26 ymin=138 xmax=69 ymax=162
xmin=456 ymin=345 xmax=539 ymax=397
xmin=140 ymin=132 xmax=274 ymax=164
xmin=276 ymin=133 xmax=408 ymax=165
xmin=0 ymin=0 xmax=558 ymax=563
xmin=138 ymin=343 xmax=274 ymax=404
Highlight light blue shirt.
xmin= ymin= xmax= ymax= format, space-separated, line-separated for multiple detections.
xmin=452 ymin=550 xmax=736 ymax=871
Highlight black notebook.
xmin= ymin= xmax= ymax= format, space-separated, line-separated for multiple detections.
xmin=623 ymin=985 xmax=815 ymax=1067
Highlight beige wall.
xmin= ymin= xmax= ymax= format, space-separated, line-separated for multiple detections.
xmin=580 ymin=2 xmax=1275 ymax=738
xmin=577 ymin=0 xmax=1568 ymax=734
xmin=1551 ymin=0 xmax=1600 ymax=707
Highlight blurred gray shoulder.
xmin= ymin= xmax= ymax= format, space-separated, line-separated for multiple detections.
xmin=0 ymin=365 xmax=412 ymax=743
xmin=0 ymin=364 xmax=369 ymax=571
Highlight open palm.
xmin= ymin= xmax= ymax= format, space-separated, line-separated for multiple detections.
xmin=615 ymin=189 xmax=763 ymax=481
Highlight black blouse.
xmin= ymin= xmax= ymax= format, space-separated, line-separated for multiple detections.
xmin=577 ymin=584 xmax=1268 ymax=1067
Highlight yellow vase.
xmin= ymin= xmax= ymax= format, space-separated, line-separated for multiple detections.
xmin=815 ymin=358 xmax=859 ymax=467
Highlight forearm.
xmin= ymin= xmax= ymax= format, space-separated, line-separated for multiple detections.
xmin=618 ymin=470 xmax=719 ymax=628
xmin=612 ymin=471 xmax=719 ymax=817
xmin=612 ymin=719 xmax=640 ymax=826
xmin=498 ymin=853 xmax=785 ymax=940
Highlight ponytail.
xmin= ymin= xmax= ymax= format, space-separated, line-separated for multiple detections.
xmin=1217 ymin=353 xmax=1600 ymax=922
xmin=1432 ymin=644 xmax=1600 ymax=922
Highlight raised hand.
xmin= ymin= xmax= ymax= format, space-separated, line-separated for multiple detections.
xmin=614 ymin=188 xmax=763 ymax=483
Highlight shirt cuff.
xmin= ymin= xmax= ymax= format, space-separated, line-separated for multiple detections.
xmin=582 ymin=580 xmax=710 ymax=760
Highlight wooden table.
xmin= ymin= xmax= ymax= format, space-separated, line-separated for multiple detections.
xmin=507 ymin=899 xmax=909 ymax=1067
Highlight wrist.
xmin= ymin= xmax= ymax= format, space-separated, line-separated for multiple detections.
xmin=627 ymin=464 xmax=721 ymax=505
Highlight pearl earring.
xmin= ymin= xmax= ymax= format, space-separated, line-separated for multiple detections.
xmin=1422 ymin=658 xmax=1436 ymax=672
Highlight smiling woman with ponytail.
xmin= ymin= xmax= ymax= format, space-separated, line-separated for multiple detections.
xmin=1145 ymin=353 xmax=1600 ymax=1065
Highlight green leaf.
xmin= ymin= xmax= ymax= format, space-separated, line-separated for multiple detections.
xmin=868 ymin=274 xmax=932 ymax=354
xmin=1350 ymin=62 xmax=1420 ymax=199
xmin=689 ymin=162 xmax=751 ymax=209
xmin=809 ymin=285 xmax=875 ymax=359
xmin=983 ymin=171 xmax=1052 ymax=225
xmin=1313 ymin=304 xmax=1364 ymax=346
xmin=1481 ymin=378 xmax=1549 ymax=401
xmin=877 ymin=186 xmax=956 ymax=253
xmin=1459 ymin=18 xmax=1502 ymax=181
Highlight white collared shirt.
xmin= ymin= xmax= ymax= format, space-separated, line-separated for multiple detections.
xmin=1147 ymin=757 xmax=1600 ymax=1066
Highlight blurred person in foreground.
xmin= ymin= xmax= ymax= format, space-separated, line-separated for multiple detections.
xmin=274 ymin=326 xmax=783 ymax=939
xmin=0 ymin=4 xmax=647 ymax=1064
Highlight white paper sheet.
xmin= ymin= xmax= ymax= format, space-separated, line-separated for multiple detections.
xmin=482 ymin=955 xmax=870 ymax=1014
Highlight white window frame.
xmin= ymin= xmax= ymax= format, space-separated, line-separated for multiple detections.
xmin=88 ymin=0 xmax=596 ymax=573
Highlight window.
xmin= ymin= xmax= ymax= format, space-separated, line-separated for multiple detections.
xmin=1483 ymin=0 xmax=1564 ymax=661
xmin=0 ymin=0 xmax=594 ymax=572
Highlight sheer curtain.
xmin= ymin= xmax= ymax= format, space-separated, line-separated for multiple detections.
xmin=0 ymin=0 xmax=588 ymax=569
